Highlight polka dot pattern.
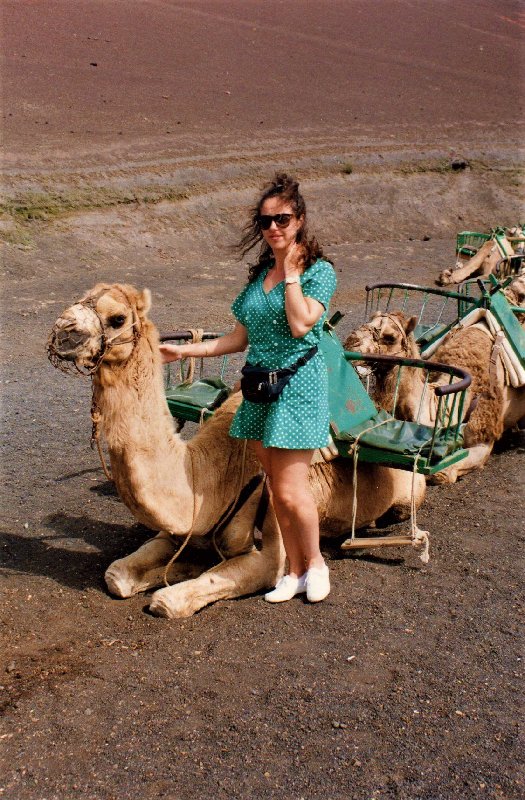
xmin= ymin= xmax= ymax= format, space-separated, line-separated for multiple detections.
xmin=229 ymin=259 xmax=337 ymax=449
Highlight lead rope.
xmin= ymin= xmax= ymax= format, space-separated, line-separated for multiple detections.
xmin=209 ymin=438 xmax=248 ymax=568
xmin=86 ymin=301 xmax=142 ymax=480
xmin=349 ymin=416 xmax=430 ymax=563
xmin=90 ymin=387 xmax=113 ymax=482
xmin=162 ymin=438 xmax=249 ymax=585
xmin=162 ymin=446 xmax=198 ymax=586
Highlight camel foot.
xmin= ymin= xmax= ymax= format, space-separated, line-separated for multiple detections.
xmin=149 ymin=586 xmax=195 ymax=619
xmin=428 ymin=467 xmax=457 ymax=485
xmin=105 ymin=560 xmax=142 ymax=598
xmin=436 ymin=269 xmax=454 ymax=286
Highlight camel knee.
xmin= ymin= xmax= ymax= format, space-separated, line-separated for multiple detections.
xmin=436 ymin=269 xmax=453 ymax=286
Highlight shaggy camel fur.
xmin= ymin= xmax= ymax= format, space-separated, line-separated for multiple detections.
xmin=345 ymin=304 xmax=525 ymax=484
xmin=48 ymin=283 xmax=426 ymax=618
xmin=436 ymin=228 xmax=522 ymax=287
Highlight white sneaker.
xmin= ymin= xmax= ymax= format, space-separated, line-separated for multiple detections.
xmin=306 ymin=563 xmax=330 ymax=602
xmin=264 ymin=573 xmax=307 ymax=603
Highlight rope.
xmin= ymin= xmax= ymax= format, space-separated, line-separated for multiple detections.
xmin=178 ymin=328 xmax=204 ymax=385
xmin=349 ymin=415 xmax=395 ymax=540
xmin=90 ymin=389 xmax=113 ymax=482
xmin=163 ymin=446 xmax=198 ymax=586
xmin=489 ymin=331 xmax=506 ymax=387
xmin=162 ymin=438 xmax=250 ymax=585
xmin=209 ymin=439 xmax=248 ymax=569
xmin=348 ymin=415 xmax=430 ymax=563
xmin=409 ymin=446 xmax=430 ymax=564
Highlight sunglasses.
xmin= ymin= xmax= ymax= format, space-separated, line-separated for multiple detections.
xmin=258 ymin=213 xmax=294 ymax=230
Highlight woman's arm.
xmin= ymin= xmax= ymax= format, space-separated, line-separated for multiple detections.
xmin=283 ymin=245 xmax=325 ymax=338
xmin=159 ymin=322 xmax=248 ymax=364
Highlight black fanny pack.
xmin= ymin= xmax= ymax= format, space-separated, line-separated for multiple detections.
xmin=240 ymin=346 xmax=318 ymax=404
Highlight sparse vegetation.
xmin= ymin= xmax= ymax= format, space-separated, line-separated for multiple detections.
xmin=397 ymin=160 xmax=458 ymax=176
xmin=0 ymin=186 xmax=191 ymax=223
xmin=341 ymin=162 xmax=353 ymax=174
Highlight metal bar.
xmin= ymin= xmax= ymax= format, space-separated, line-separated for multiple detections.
xmin=159 ymin=330 xmax=224 ymax=342
xmin=392 ymin=363 xmax=402 ymax=415
xmin=427 ymin=395 xmax=443 ymax=460
xmin=344 ymin=352 xmax=472 ymax=395
xmin=365 ymin=282 xmax=479 ymax=303
xmin=415 ymin=370 xmax=430 ymax=424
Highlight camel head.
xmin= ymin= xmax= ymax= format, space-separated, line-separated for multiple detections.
xmin=504 ymin=274 xmax=525 ymax=324
xmin=47 ymin=283 xmax=152 ymax=374
xmin=344 ymin=311 xmax=418 ymax=357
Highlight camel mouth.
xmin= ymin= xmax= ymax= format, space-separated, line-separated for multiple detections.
xmin=345 ymin=338 xmax=376 ymax=357
xmin=47 ymin=322 xmax=102 ymax=375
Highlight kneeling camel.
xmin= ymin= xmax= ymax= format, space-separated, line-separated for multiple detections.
xmin=48 ymin=283 xmax=426 ymax=618
xmin=345 ymin=301 xmax=525 ymax=483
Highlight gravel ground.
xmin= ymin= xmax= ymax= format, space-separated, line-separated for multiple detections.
xmin=1 ymin=2 xmax=524 ymax=798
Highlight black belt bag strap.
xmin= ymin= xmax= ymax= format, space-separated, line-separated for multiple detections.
xmin=240 ymin=346 xmax=318 ymax=404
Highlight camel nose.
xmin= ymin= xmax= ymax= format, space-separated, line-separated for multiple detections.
xmin=49 ymin=325 xmax=90 ymax=358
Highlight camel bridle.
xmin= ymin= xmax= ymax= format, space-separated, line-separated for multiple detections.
xmin=47 ymin=288 xmax=142 ymax=377
xmin=48 ymin=288 xmax=143 ymax=482
xmin=371 ymin=313 xmax=410 ymax=359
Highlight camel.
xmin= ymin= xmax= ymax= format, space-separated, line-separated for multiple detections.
xmin=47 ymin=283 xmax=426 ymax=618
xmin=436 ymin=227 xmax=524 ymax=286
xmin=504 ymin=273 xmax=525 ymax=324
xmin=345 ymin=287 xmax=525 ymax=483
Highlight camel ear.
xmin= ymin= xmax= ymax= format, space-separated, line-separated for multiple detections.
xmin=405 ymin=315 xmax=418 ymax=335
xmin=136 ymin=289 xmax=152 ymax=317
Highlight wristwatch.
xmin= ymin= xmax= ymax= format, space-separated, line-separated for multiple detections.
xmin=285 ymin=276 xmax=300 ymax=285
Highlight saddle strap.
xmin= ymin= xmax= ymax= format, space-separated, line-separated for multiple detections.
xmin=489 ymin=330 xmax=506 ymax=386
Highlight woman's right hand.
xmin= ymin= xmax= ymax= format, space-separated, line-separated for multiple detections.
xmin=159 ymin=343 xmax=186 ymax=364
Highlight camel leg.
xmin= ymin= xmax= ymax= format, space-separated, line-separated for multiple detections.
xmin=149 ymin=508 xmax=286 ymax=619
xmin=105 ymin=532 xmax=208 ymax=598
xmin=436 ymin=241 xmax=495 ymax=285
xmin=428 ymin=443 xmax=493 ymax=484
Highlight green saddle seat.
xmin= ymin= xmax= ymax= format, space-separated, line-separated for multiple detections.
xmin=320 ymin=325 xmax=468 ymax=474
xmin=333 ymin=409 xmax=467 ymax=474
xmin=166 ymin=377 xmax=231 ymax=423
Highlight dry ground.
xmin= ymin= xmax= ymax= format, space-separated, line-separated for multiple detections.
xmin=1 ymin=2 xmax=524 ymax=799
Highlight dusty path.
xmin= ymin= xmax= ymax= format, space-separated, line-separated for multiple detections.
xmin=1 ymin=2 xmax=524 ymax=799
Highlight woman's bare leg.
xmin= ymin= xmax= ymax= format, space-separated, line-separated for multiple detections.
xmin=252 ymin=443 xmax=323 ymax=576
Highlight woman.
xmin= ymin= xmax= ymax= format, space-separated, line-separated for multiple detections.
xmin=160 ymin=174 xmax=337 ymax=603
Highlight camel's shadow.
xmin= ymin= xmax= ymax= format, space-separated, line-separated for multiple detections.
xmin=0 ymin=513 xmax=214 ymax=592
xmin=1 ymin=510 xmax=409 ymax=595
xmin=0 ymin=514 xmax=145 ymax=591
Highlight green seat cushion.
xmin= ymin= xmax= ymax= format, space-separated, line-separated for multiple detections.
xmin=165 ymin=377 xmax=231 ymax=412
xmin=334 ymin=409 xmax=464 ymax=463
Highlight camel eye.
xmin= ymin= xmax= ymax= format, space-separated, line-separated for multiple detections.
xmin=382 ymin=334 xmax=396 ymax=344
xmin=108 ymin=314 xmax=126 ymax=328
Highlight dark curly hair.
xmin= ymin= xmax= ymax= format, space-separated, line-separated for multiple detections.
xmin=235 ymin=173 xmax=331 ymax=283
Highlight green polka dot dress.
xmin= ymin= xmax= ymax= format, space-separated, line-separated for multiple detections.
xmin=229 ymin=259 xmax=337 ymax=449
